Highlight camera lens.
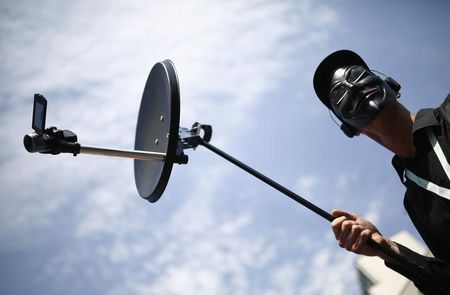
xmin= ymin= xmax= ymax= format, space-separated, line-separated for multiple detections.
xmin=23 ymin=133 xmax=51 ymax=153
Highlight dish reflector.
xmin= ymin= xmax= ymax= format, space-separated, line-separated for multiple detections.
xmin=134 ymin=60 xmax=180 ymax=202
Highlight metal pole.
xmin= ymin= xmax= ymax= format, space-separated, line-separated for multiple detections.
xmin=199 ymin=139 xmax=445 ymax=293
xmin=79 ymin=145 xmax=165 ymax=161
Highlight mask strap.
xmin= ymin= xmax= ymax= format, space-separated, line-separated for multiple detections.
xmin=328 ymin=109 xmax=357 ymax=138
xmin=370 ymin=69 xmax=388 ymax=78
xmin=328 ymin=109 xmax=341 ymax=128
xmin=370 ymin=69 xmax=402 ymax=99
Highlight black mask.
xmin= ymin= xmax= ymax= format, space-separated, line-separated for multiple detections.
xmin=329 ymin=65 xmax=398 ymax=130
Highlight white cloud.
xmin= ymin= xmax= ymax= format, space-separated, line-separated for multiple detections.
xmin=268 ymin=262 xmax=301 ymax=295
xmin=299 ymin=246 xmax=358 ymax=295
xmin=42 ymin=177 xmax=278 ymax=294
xmin=364 ymin=199 xmax=383 ymax=225
xmin=0 ymin=0 xmax=338 ymax=244
xmin=0 ymin=0 xmax=347 ymax=294
xmin=335 ymin=172 xmax=359 ymax=191
xmin=294 ymin=174 xmax=320 ymax=198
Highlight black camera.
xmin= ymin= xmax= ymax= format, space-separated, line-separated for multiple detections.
xmin=24 ymin=94 xmax=79 ymax=154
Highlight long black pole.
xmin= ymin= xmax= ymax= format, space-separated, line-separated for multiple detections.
xmin=199 ymin=139 xmax=445 ymax=294
xmin=201 ymin=140 xmax=333 ymax=221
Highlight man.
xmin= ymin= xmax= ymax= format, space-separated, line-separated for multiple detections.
xmin=313 ymin=50 xmax=450 ymax=294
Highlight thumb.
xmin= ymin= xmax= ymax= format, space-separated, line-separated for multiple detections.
xmin=331 ymin=209 xmax=358 ymax=220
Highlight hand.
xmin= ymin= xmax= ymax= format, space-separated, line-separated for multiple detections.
xmin=331 ymin=209 xmax=387 ymax=257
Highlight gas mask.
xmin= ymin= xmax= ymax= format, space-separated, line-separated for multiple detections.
xmin=328 ymin=65 xmax=401 ymax=137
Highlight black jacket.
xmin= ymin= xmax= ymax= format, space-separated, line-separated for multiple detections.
xmin=388 ymin=94 xmax=450 ymax=294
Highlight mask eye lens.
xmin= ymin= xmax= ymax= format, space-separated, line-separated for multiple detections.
xmin=330 ymin=84 xmax=347 ymax=105
xmin=347 ymin=66 xmax=367 ymax=83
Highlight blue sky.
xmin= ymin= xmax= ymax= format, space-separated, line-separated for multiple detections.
xmin=1 ymin=0 xmax=449 ymax=294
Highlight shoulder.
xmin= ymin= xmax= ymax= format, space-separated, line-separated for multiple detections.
xmin=436 ymin=93 xmax=450 ymax=123
xmin=413 ymin=94 xmax=450 ymax=134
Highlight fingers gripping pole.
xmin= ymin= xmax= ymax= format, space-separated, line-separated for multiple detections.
xmin=198 ymin=139 xmax=445 ymax=294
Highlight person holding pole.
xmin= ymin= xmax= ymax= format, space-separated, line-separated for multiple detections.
xmin=313 ymin=50 xmax=450 ymax=294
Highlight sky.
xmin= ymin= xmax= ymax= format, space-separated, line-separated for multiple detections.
xmin=0 ymin=0 xmax=449 ymax=294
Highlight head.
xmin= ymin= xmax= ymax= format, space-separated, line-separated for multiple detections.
xmin=313 ymin=50 xmax=401 ymax=138
xmin=313 ymin=50 xmax=415 ymax=157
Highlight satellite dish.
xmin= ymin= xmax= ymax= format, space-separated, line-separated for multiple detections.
xmin=134 ymin=60 xmax=180 ymax=202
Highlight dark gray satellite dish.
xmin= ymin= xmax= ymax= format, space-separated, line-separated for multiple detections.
xmin=22 ymin=60 xmax=444 ymax=292
xmin=134 ymin=60 xmax=180 ymax=202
